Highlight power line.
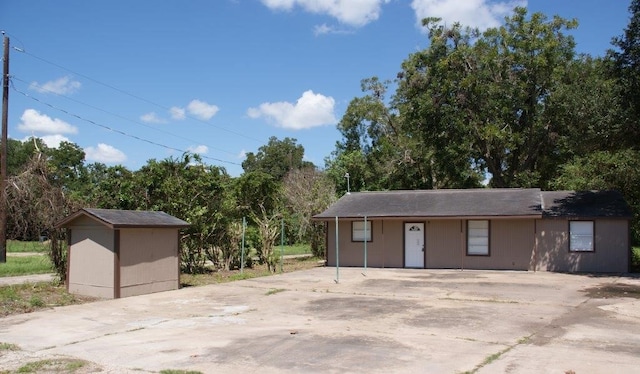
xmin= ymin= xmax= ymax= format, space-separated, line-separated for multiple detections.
xmin=11 ymin=80 xmax=241 ymax=166
xmin=14 ymin=47 xmax=264 ymax=143
xmin=11 ymin=76 xmax=238 ymax=157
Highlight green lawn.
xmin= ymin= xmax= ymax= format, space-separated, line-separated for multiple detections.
xmin=278 ymin=243 xmax=312 ymax=256
xmin=7 ymin=240 xmax=49 ymax=253
xmin=0 ymin=255 xmax=53 ymax=277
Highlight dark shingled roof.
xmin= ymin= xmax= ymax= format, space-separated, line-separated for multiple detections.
xmin=541 ymin=190 xmax=633 ymax=218
xmin=56 ymin=208 xmax=190 ymax=229
xmin=313 ymin=188 xmax=544 ymax=219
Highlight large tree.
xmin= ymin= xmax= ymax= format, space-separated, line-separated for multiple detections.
xmin=609 ymin=0 xmax=640 ymax=147
xmin=325 ymin=77 xmax=472 ymax=191
xmin=395 ymin=8 xmax=578 ymax=188
xmin=242 ymin=136 xmax=313 ymax=181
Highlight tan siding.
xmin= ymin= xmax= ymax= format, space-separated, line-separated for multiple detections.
xmin=119 ymin=228 xmax=179 ymax=297
xmin=461 ymin=219 xmax=534 ymax=270
xmin=383 ymin=221 xmax=404 ymax=267
xmin=326 ymin=219 xmax=403 ymax=268
xmin=536 ymin=219 xmax=629 ymax=272
xmin=426 ymin=220 xmax=464 ymax=268
xmin=68 ymin=226 xmax=114 ymax=298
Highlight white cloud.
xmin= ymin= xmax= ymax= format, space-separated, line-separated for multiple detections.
xmin=186 ymin=100 xmax=219 ymax=120
xmin=170 ymin=106 xmax=186 ymax=120
xmin=247 ymin=90 xmax=337 ymax=130
xmin=238 ymin=149 xmax=247 ymax=159
xmin=313 ymin=23 xmax=352 ymax=36
xmin=85 ymin=143 xmax=127 ymax=163
xmin=261 ymin=0 xmax=390 ymax=27
xmin=187 ymin=145 xmax=209 ymax=154
xmin=18 ymin=109 xmax=78 ymax=134
xmin=140 ymin=112 xmax=167 ymax=124
xmin=29 ymin=76 xmax=81 ymax=95
xmin=411 ymin=0 xmax=526 ymax=30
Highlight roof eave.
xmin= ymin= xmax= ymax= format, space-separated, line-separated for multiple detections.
xmin=312 ymin=214 xmax=543 ymax=221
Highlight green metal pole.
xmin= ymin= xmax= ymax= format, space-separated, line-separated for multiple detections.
xmin=363 ymin=215 xmax=367 ymax=276
xmin=241 ymin=217 xmax=246 ymax=274
xmin=280 ymin=218 xmax=284 ymax=273
xmin=335 ymin=216 xmax=339 ymax=283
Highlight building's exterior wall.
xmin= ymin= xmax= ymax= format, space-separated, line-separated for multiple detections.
xmin=536 ymin=218 xmax=629 ymax=273
xmin=325 ymin=217 xmax=628 ymax=273
xmin=68 ymin=220 xmax=115 ymax=299
xmin=425 ymin=220 xmax=464 ymax=268
xmin=326 ymin=219 xmax=403 ymax=268
xmin=462 ymin=219 xmax=535 ymax=270
xmin=119 ymin=228 xmax=180 ymax=298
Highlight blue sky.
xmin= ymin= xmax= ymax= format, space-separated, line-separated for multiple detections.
xmin=0 ymin=0 xmax=632 ymax=176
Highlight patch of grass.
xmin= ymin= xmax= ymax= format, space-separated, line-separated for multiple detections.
xmin=160 ymin=370 xmax=203 ymax=374
xmin=265 ymin=288 xmax=286 ymax=296
xmin=7 ymin=240 xmax=49 ymax=253
xmin=0 ymin=342 xmax=20 ymax=351
xmin=16 ymin=358 xmax=88 ymax=373
xmin=278 ymin=244 xmax=312 ymax=256
xmin=0 ymin=255 xmax=53 ymax=277
xmin=0 ymin=282 xmax=97 ymax=317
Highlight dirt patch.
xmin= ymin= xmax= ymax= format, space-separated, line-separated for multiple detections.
xmin=583 ymin=283 xmax=640 ymax=299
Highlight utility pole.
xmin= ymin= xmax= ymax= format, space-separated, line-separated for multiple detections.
xmin=1 ymin=35 xmax=9 ymax=263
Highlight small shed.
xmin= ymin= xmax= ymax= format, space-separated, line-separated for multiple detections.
xmin=56 ymin=208 xmax=190 ymax=299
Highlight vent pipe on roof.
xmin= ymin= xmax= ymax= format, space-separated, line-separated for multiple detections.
xmin=344 ymin=172 xmax=351 ymax=195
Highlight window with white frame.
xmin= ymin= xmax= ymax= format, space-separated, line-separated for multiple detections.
xmin=352 ymin=221 xmax=372 ymax=242
xmin=570 ymin=221 xmax=594 ymax=252
xmin=467 ymin=220 xmax=489 ymax=255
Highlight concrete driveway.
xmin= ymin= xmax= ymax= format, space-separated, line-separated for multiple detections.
xmin=1 ymin=267 xmax=639 ymax=373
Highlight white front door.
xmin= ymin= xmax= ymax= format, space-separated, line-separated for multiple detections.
xmin=404 ymin=223 xmax=424 ymax=268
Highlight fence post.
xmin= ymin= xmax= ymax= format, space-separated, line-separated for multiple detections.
xmin=335 ymin=216 xmax=339 ymax=283
xmin=280 ymin=218 xmax=284 ymax=273
xmin=241 ymin=217 xmax=246 ymax=274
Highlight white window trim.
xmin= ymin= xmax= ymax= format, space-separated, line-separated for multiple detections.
xmin=352 ymin=221 xmax=372 ymax=242
xmin=569 ymin=221 xmax=594 ymax=252
xmin=467 ymin=220 xmax=489 ymax=256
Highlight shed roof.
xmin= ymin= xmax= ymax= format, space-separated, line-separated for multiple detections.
xmin=541 ymin=190 xmax=633 ymax=218
xmin=56 ymin=208 xmax=190 ymax=229
xmin=313 ymin=188 xmax=543 ymax=219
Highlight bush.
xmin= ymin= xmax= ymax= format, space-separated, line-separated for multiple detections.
xmin=632 ymin=247 xmax=640 ymax=273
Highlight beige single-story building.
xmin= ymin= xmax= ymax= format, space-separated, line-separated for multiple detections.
xmin=56 ymin=208 xmax=190 ymax=299
xmin=313 ymin=189 xmax=632 ymax=273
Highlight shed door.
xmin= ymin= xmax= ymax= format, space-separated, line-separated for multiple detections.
xmin=405 ymin=223 xmax=425 ymax=268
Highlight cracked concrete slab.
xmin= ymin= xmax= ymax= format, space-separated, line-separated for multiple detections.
xmin=0 ymin=267 xmax=639 ymax=373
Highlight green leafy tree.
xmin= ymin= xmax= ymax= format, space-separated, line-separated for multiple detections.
xmin=608 ymin=0 xmax=640 ymax=147
xmin=242 ymin=136 xmax=313 ymax=181
xmin=553 ymin=150 xmax=640 ymax=243
xmin=135 ymin=154 xmax=231 ymax=273
xmin=282 ymin=167 xmax=336 ymax=256
xmin=395 ymin=8 xmax=578 ymax=188
xmin=326 ymin=77 xmax=475 ymax=191
xmin=6 ymin=137 xmax=48 ymax=176
xmin=47 ymin=141 xmax=88 ymax=193
xmin=83 ymin=163 xmax=138 ymax=210
xmin=233 ymin=171 xmax=283 ymax=271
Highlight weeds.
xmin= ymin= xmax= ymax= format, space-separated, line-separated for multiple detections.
xmin=0 ymin=282 xmax=96 ymax=317
xmin=265 ymin=288 xmax=286 ymax=296
xmin=16 ymin=358 xmax=88 ymax=373
xmin=0 ymin=342 xmax=20 ymax=351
